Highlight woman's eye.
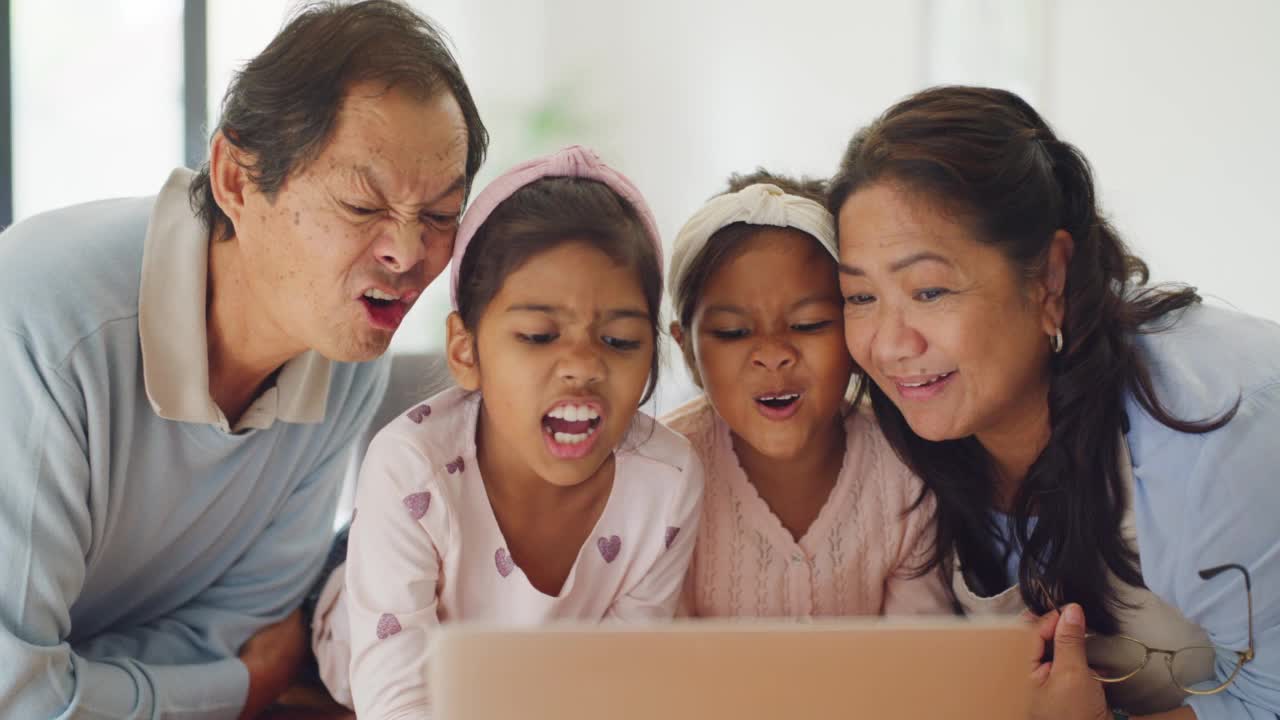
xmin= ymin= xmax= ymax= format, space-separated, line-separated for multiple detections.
xmin=602 ymin=336 xmax=642 ymax=351
xmin=845 ymin=294 xmax=875 ymax=306
xmin=710 ymin=328 xmax=749 ymax=340
xmin=915 ymin=288 xmax=949 ymax=302
xmin=792 ymin=320 xmax=833 ymax=333
xmin=517 ymin=332 xmax=557 ymax=344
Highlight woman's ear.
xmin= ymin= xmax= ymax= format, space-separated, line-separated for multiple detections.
xmin=1040 ymin=229 xmax=1075 ymax=336
xmin=669 ymin=320 xmax=703 ymax=389
xmin=208 ymin=131 xmax=252 ymax=237
xmin=446 ymin=312 xmax=481 ymax=390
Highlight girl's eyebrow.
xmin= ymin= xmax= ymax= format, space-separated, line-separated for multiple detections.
xmin=789 ymin=294 xmax=843 ymax=311
xmin=702 ymin=304 xmax=749 ymax=316
xmin=603 ymin=308 xmax=650 ymax=322
xmin=506 ymin=303 xmax=560 ymax=315
xmin=505 ymin=304 xmax=649 ymax=321
xmin=704 ymin=295 xmax=839 ymax=316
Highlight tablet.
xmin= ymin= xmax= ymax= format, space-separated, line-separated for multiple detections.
xmin=430 ymin=617 xmax=1033 ymax=719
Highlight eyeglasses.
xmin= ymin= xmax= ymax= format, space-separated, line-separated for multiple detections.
xmin=1033 ymin=563 xmax=1254 ymax=695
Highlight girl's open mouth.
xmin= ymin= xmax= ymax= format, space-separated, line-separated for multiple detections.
xmin=541 ymin=402 xmax=604 ymax=459
xmin=754 ymin=391 xmax=803 ymax=420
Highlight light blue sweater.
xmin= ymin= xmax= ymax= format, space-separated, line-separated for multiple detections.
xmin=0 ymin=191 xmax=389 ymax=718
xmin=1126 ymin=303 xmax=1280 ymax=719
xmin=997 ymin=302 xmax=1280 ymax=718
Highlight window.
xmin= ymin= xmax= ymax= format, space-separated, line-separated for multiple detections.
xmin=10 ymin=0 xmax=184 ymax=221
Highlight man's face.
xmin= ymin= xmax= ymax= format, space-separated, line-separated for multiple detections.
xmin=231 ymin=80 xmax=469 ymax=362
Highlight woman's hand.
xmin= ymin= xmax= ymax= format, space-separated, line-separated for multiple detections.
xmin=1029 ymin=603 xmax=1111 ymax=720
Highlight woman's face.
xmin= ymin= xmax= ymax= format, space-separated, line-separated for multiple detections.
xmin=678 ymin=228 xmax=852 ymax=461
xmin=837 ymin=182 xmax=1062 ymax=445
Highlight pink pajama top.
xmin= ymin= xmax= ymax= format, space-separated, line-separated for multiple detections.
xmin=313 ymin=387 xmax=703 ymax=718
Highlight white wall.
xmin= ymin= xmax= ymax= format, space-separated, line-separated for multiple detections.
xmin=1044 ymin=0 xmax=1280 ymax=320
xmin=361 ymin=0 xmax=1280 ymax=409
xmin=66 ymin=0 xmax=1272 ymax=409
xmin=11 ymin=0 xmax=184 ymax=219
xmin=376 ymin=0 xmax=933 ymax=411
xmin=526 ymin=0 xmax=930 ymax=411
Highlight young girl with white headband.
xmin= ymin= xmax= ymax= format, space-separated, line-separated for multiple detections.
xmin=664 ymin=171 xmax=949 ymax=618
xmin=309 ymin=146 xmax=703 ymax=717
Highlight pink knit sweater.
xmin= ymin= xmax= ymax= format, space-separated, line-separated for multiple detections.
xmin=663 ymin=397 xmax=951 ymax=618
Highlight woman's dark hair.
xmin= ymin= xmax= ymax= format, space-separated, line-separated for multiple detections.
xmin=674 ymin=169 xmax=830 ymax=332
xmin=828 ymin=85 xmax=1236 ymax=633
xmin=190 ymin=0 xmax=488 ymax=241
xmin=455 ymin=177 xmax=663 ymax=405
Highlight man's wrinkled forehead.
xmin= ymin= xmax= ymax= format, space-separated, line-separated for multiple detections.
xmin=314 ymin=86 xmax=469 ymax=203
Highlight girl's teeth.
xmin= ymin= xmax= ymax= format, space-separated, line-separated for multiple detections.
xmin=364 ymin=288 xmax=400 ymax=301
xmin=547 ymin=404 xmax=600 ymax=421
xmin=553 ymin=431 xmax=591 ymax=445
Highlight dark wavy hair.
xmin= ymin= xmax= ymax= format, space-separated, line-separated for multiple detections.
xmin=455 ymin=177 xmax=663 ymax=405
xmin=828 ymin=85 xmax=1236 ymax=633
xmin=190 ymin=0 xmax=488 ymax=241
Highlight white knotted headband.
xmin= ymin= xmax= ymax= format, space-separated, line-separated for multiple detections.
xmin=667 ymin=183 xmax=838 ymax=302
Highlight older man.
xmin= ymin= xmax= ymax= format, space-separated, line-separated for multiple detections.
xmin=0 ymin=2 xmax=486 ymax=717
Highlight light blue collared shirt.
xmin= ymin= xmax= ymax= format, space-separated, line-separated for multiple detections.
xmin=0 ymin=171 xmax=389 ymax=718
xmin=994 ymin=301 xmax=1280 ymax=718
xmin=1124 ymin=302 xmax=1280 ymax=719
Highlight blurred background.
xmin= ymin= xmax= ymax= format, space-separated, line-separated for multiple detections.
xmin=4 ymin=0 xmax=1278 ymax=412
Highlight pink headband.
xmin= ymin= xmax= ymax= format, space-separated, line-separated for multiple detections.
xmin=449 ymin=145 xmax=664 ymax=309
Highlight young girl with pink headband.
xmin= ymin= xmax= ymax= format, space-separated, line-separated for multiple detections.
xmin=310 ymin=146 xmax=703 ymax=717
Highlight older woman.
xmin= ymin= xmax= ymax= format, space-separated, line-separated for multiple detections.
xmin=829 ymin=85 xmax=1278 ymax=719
